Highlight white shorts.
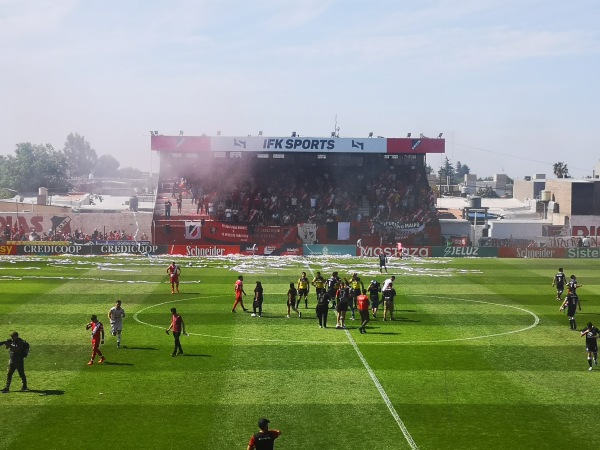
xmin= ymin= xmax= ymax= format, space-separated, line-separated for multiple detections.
xmin=110 ymin=321 xmax=122 ymax=334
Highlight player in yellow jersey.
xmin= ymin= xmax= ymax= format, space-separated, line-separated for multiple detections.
xmin=349 ymin=273 xmax=365 ymax=321
xmin=297 ymin=272 xmax=310 ymax=309
xmin=311 ymin=271 xmax=326 ymax=305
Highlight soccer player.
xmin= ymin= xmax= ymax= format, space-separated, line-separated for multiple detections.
xmin=568 ymin=275 xmax=581 ymax=297
xmin=382 ymin=275 xmax=395 ymax=291
xmin=247 ymin=418 xmax=281 ymax=450
xmin=368 ymin=279 xmax=381 ymax=318
xmin=232 ymin=275 xmax=248 ymax=313
xmin=297 ymin=272 xmax=310 ymax=309
xmin=357 ymin=289 xmax=370 ymax=334
xmin=311 ymin=271 xmax=326 ymax=300
xmin=335 ymin=282 xmax=350 ymax=329
xmin=326 ymin=271 xmax=341 ymax=309
xmin=559 ymin=292 xmax=579 ymax=330
xmin=166 ymin=261 xmax=181 ymax=294
xmin=552 ymin=268 xmax=566 ymax=301
xmin=349 ymin=273 xmax=364 ymax=321
xmin=287 ymin=282 xmax=301 ymax=319
xmin=315 ymin=292 xmax=330 ymax=328
xmin=166 ymin=307 xmax=186 ymax=356
xmin=252 ymin=281 xmax=264 ymax=317
xmin=85 ymin=315 xmax=105 ymax=365
xmin=108 ymin=300 xmax=126 ymax=348
xmin=1 ymin=331 xmax=28 ymax=393
xmin=378 ymin=253 xmax=388 ymax=273
xmin=382 ymin=284 xmax=396 ymax=321
xmin=581 ymin=322 xmax=599 ymax=371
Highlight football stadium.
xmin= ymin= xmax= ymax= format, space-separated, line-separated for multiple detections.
xmin=1 ymin=134 xmax=599 ymax=449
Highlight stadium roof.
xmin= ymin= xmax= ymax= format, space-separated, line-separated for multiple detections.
xmin=151 ymin=134 xmax=445 ymax=155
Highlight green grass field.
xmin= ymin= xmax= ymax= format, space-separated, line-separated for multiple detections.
xmin=0 ymin=254 xmax=599 ymax=450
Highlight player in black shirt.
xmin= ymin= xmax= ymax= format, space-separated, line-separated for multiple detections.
xmin=568 ymin=275 xmax=581 ymax=298
xmin=581 ymin=322 xmax=599 ymax=371
xmin=1 ymin=331 xmax=28 ymax=393
xmin=247 ymin=418 xmax=281 ymax=450
xmin=559 ymin=293 xmax=580 ymax=330
xmin=552 ymin=267 xmax=566 ymax=301
xmin=326 ymin=272 xmax=341 ymax=309
xmin=368 ymin=279 xmax=381 ymax=318
xmin=378 ymin=254 xmax=388 ymax=273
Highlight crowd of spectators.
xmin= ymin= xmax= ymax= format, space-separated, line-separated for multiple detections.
xmin=2 ymin=225 xmax=147 ymax=244
xmin=159 ymin=160 xmax=437 ymax=230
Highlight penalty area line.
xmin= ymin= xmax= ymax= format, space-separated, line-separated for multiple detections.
xmin=345 ymin=329 xmax=419 ymax=450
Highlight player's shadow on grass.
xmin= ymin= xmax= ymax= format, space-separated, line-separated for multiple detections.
xmin=394 ymin=318 xmax=420 ymax=323
xmin=122 ymin=346 xmax=159 ymax=351
xmin=26 ymin=389 xmax=65 ymax=396
xmin=103 ymin=362 xmax=134 ymax=366
xmin=398 ymin=309 xmax=417 ymax=313
xmin=179 ymin=354 xmax=212 ymax=357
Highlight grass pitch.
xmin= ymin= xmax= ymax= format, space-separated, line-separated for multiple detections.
xmin=0 ymin=255 xmax=599 ymax=449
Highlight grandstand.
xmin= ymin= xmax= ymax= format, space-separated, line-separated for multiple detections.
xmin=150 ymin=134 xmax=445 ymax=248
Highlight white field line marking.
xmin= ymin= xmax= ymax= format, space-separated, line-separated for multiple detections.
xmin=132 ymin=296 xmax=336 ymax=345
xmin=133 ymin=294 xmax=540 ymax=345
xmin=346 ymin=329 xmax=419 ymax=450
xmin=363 ymin=295 xmax=541 ymax=345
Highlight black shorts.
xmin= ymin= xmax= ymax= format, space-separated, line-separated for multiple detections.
xmin=336 ymin=301 xmax=348 ymax=312
xmin=567 ymin=307 xmax=577 ymax=317
xmin=587 ymin=343 xmax=598 ymax=353
xmin=316 ymin=305 xmax=329 ymax=314
xmin=298 ymin=288 xmax=308 ymax=297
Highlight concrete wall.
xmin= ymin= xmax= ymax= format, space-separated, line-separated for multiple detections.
xmin=545 ymin=179 xmax=574 ymax=215
xmin=489 ymin=220 xmax=548 ymax=239
xmin=439 ymin=219 xmax=471 ymax=238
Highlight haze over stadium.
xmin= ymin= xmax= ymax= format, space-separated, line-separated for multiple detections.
xmin=1 ymin=0 xmax=598 ymax=178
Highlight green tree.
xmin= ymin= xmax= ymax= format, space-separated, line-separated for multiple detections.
xmin=455 ymin=161 xmax=470 ymax=181
xmin=553 ymin=162 xmax=569 ymax=178
xmin=0 ymin=143 xmax=69 ymax=194
xmin=476 ymin=186 xmax=499 ymax=198
xmin=118 ymin=166 xmax=144 ymax=178
xmin=63 ymin=133 xmax=97 ymax=177
xmin=94 ymin=154 xmax=120 ymax=178
xmin=437 ymin=157 xmax=455 ymax=183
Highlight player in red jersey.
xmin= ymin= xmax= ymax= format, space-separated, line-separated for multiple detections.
xmin=85 ymin=315 xmax=105 ymax=365
xmin=232 ymin=275 xmax=248 ymax=312
xmin=166 ymin=307 xmax=186 ymax=356
xmin=167 ymin=261 xmax=181 ymax=294
xmin=247 ymin=418 xmax=281 ymax=450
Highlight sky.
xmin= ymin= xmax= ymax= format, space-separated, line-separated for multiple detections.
xmin=1 ymin=0 xmax=599 ymax=179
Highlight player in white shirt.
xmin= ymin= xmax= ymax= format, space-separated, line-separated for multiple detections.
xmin=108 ymin=300 xmax=126 ymax=348
xmin=382 ymin=276 xmax=396 ymax=291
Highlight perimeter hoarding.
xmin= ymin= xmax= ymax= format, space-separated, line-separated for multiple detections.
xmin=168 ymin=244 xmax=303 ymax=256
xmin=12 ymin=242 xmax=165 ymax=256
xmin=567 ymin=248 xmax=600 ymax=258
xmin=432 ymin=246 xmax=499 ymax=257
xmin=498 ymin=247 xmax=566 ymax=258
xmin=358 ymin=246 xmax=432 ymax=258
